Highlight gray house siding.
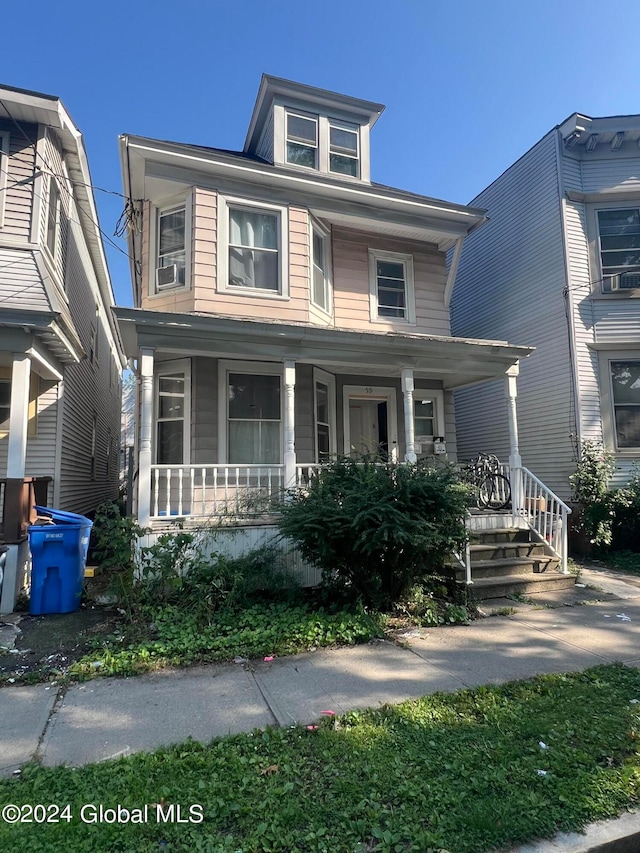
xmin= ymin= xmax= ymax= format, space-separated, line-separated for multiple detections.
xmin=57 ymin=214 xmax=121 ymax=514
xmin=451 ymin=130 xmax=574 ymax=497
xmin=0 ymin=119 xmax=37 ymax=240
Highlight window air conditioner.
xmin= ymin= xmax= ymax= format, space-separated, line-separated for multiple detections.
xmin=606 ymin=273 xmax=640 ymax=292
xmin=156 ymin=264 xmax=179 ymax=290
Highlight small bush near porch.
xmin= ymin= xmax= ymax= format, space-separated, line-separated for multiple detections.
xmin=279 ymin=457 xmax=471 ymax=610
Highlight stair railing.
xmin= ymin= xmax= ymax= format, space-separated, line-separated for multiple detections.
xmin=511 ymin=466 xmax=571 ymax=574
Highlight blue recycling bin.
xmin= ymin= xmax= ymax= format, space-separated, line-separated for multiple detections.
xmin=28 ymin=506 xmax=93 ymax=615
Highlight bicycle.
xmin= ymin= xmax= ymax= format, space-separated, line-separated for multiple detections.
xmin=461 ymin=453 xmax=512 ymax=510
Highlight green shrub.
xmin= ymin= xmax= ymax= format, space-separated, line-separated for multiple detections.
xmin=611 ymin=466 xmax=640 ymax=552
xmin=569 ymin=440 xmax=621 ymax=548
xmin=91 ymin=501 xmax=146 ymax=573
xmin=278 ymin=457 xmax=471 ymax=610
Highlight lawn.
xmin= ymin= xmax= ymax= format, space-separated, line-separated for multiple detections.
xmin=2 ymin=663 xmax=640 ymax=852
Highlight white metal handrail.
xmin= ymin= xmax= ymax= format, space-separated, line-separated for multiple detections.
xmin=513 ymin=465 xmax=572 ymax=574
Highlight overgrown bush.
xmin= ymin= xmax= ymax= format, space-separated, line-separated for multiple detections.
xmin=278 ymin=457 xmax=471 ymax=610
xmin=569 ymin=440 xmax=621 ymax=548
xmin=611 ymin=466 xmax=640 ymax=552
xmin=91 ymin=501 xmax=146 ymax=573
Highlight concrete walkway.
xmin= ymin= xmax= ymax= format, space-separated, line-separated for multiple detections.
xmin=2 ymin=564 xmax=640 ymax=849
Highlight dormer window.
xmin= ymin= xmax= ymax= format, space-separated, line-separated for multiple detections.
xmin=329 ymin=121 xmax=359 ymax=177
xmin=286 ymin=112 xmax=318 ymax=169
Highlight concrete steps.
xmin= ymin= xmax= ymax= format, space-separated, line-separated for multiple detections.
xmin=457 ymin=527 xmax=575 ymax=600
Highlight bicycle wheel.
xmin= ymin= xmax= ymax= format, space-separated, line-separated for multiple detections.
xmin=478 ymin=474 xmax=511 ymax=510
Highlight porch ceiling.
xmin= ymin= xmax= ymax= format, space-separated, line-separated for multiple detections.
xmin=114 ymin=307 xmax=534 ymax=389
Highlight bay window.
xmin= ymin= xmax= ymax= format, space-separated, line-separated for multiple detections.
xmin=156 ymin=206 xmax=186 ymax=292
xmin=311 ymin=226 xmax=331 ymax=313
xmin=228 ymin=207 xmax=279 ymax=290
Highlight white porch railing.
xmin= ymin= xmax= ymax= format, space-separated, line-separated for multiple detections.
xmin=150 ymin=465 xmax=286 ymax=519
xmin=513 ymin=465 xmax=571 ymax=574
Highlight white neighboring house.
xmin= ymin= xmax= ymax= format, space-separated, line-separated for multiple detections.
xmin=0 ymin=84 xmax=125 ymax=613
xmin=451 ymin=113 xmax=640 ymax=500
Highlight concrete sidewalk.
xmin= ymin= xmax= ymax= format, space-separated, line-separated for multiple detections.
xmin=1 ymin=563 xmax=639 ymax=776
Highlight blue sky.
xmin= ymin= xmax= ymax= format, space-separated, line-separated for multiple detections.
xmin=2 ymin=0 xmax=639 ymax=306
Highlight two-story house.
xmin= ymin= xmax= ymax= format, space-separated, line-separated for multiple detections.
xmin=451 ymin=113 xmax=640 ymax=501
xmin=0 ymin=84 xmax=125 ymax=612
xmin=117 ymin=76 xmax=572 ymax=585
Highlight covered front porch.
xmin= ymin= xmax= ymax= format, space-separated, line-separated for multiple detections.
xmin=116 ymin=308 xmax=534 ymax=526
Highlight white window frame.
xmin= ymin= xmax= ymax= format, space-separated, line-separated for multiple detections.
xmin=310 ymin=220 xmax=332 ymax=315
xmin=217 ymin=360 xmax=284 ymax=464
xmin=342 ymin=384 xmax=399 ymax=461
xmin=149 ymin=193 xmax=192 ymax=298
xmin=599 ymin=350 xmax=640 ymax=454
xmin=413 ymin=389 xmax=445 ymax=455
xmin=217 ymin=196 xmax=289 ymax=299
xmin=0 ymin=132 xmax=9 ymax=228
xmin=587 ymin=201 xmax=640 ymax=297
xmin=45 ymin=179 xmax=60 ymax=259
xmin=368 ymin=250 xmax=416 ymax=324
xmin=328 ymin=119 xmax=360 ymax=179
xmin=154 ymin=359 xmax=191 ymax=465
xmin=313 ymin=368 xmax=337 ymax=462
xmin=285 ymin=110 xmax=319 ymax=170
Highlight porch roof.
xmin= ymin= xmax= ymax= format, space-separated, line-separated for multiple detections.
xmin=115 ymin=308 xmax=534 ymax=389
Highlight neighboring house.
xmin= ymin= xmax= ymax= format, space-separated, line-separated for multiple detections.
xmin=116 ymin=75 xmax=566 ymax=579
xmin=451 ymin=113 xmax=640 ymax=501
xmin=0 ymin=84 xmax=125 ymax=612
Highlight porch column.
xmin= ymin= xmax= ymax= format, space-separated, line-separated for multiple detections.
xmin=283 ymin=360 xmax=296 ymax=489
xmin=7 ymin=354 xmax=31 ymax=478
xmin=505 ymin=363 xmax=523 ymax=519
xmin=138 ymin=347 xmax=154 ymax=527
xmin=401 ymin=368 xmax=417 ymax=463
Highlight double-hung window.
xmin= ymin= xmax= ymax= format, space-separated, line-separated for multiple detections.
xmin=286 ymin=112 xmax=318 ymax=169
xmin=227 ymin=372 xmax=281 ymax=464
xmin=156 ymin=371 xmax=187 ymax=464
xmin=329 ymin=121 xmax=359 ymax=177
xmin=0 ymin=377 xmax=10 ymax=432
xmin=156 ymin=206 xmax=187 ymax=291
xmin=369 ymin=250 xmax=415 ymax=323
xmin=229 ymin=207 xmax=279 ymax=291
xmin=610 ymin=361 xmax=640 ymax=449
xmin=313 ymin=369 xmax=335 ymax=462
xmin=311 ymin=226 xmax=331 ymax=313
xmin=46 ymin=180 xmax=60 ymax=258
xmin=598 ymin=208 xmax=640 ymax=292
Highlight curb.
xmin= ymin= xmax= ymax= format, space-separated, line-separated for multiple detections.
xmin=512 ymin=811 xmax=640 ymax=852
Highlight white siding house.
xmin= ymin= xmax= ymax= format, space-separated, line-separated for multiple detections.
xmin=451 ymin=113 xmax=640 ymax=499
xmin=0 ymin=84 xmax=125 ymax=612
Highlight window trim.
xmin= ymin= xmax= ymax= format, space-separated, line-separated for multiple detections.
xmin=217 ymin=196 xmax=290 ymax=299
xmin=217 ymin=360 xmax=284 ymax=464
xmin=285 ymin=110 xmax=318 ymax=170
xmin=368 ymin=250 xmax=416 ymax=324
xmin=45 ymin=179 xmax=60 ymax=259
xmin=310 ymin=220 xmax=332 ymax=316
xmin=0 ymin=368 xmax=39 ymax=438
xmin=588 ymin=201 xmax=640 ymax=297
xmin=278 ymin=107 xmax=364 ymax=181
xmin=149 ymin=194 xmax=192 ymax=297
xmin=313 ymin=368 xmax=336 ymax=463
xmin=328 ymin=118 xmax=360 ymax=179
xmin=412 ymin=389 xmax=445 ymax=455
xmin=0 ymin=131 xmax=9 ymax=228
xmin=599 ymin=350 xmax=640 ymax=454
xmin=154 ymin=359 xmax=191 ymax=465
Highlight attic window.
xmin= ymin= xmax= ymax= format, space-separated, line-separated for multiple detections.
xmin=329 ymin=121 xmax=359 ymax=177
xmin=286 ymin=112 xmax=318 ymax=169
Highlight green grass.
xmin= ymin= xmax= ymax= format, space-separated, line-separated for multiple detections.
xmin=3 ymin=664 xmax=640 ymax=852
xmin=68 ymin=602 xmax=383 ymax=679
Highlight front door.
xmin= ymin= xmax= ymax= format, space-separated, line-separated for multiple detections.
xmin=343 ymin=386 xmax=398 ymax=460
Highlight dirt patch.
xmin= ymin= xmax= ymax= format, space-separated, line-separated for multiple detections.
xmin=0 ymin=606 xmax=123 ymax=683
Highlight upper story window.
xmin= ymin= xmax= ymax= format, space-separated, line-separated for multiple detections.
xmin=598 ymin=208 xmax=640 ymax=292
xmin=229 ymin=207 xmax=279 ymax=291
xmin=286 ymin=113 xmax=318 ymax=169
xmin=368 ymin=250 xmax=415 ymax=324
xmin=156 ymin=206 xmax=187 ymax=291
xmin=329 ymin=121 xmax=359 ymax=177
xmin=0 ymin=132 xmax=9 ymax=228
xmin=311 ymin=225 xmax=331 ymax=313
xmin=218 ymin=196 xmax=289 ymax=298
xmin=46 ymin=180 xmax=60 ymax=257
xmin=283 ymin=109 xmax=362 ymax=180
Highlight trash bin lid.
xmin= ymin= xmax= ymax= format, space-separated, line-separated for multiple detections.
xmin=33 ymin=505 xmax=93 ymax=526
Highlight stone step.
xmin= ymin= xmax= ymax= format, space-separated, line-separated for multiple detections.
xmin=470 ymin=527 xmax=532 ymax=545
xmin=468 ymin=572 xmax=576 ymax=600
xmin=456 ymin=555 xmax=560 ymax=580
xmin=470 ymin=542 xmax=547 ymax=562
